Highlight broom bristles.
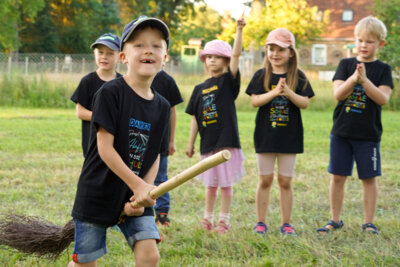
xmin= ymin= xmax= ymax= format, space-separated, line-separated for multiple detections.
xmin=0 ymin=214 xmax=74 ymax=259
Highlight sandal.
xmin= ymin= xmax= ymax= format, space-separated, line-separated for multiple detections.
xmin=200 ymin=218 xmax=214 ymax=231
xmin=316 ymin=219 xmax=344 ymax=234
xmin=362 ymin=223 xmax=380 ymax=235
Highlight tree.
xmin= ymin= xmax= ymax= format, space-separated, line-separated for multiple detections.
xmin=219 ymin=0 xmax=329 ymax=50
xmin=0 ymin=0 xmax=45 ymax=52
xmin=373 ymin=0 xmax=400 ymax=76
xmin=170 ymin=4 xmax=222 ymax=56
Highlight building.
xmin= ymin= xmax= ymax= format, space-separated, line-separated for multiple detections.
xmin=302 ymin=0 xmax=375 ymax=68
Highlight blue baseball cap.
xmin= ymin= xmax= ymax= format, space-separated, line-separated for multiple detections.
xmin=90 ymin=33 xmax=120 ymax=51
xmin=121 ymin=15 xmax=170 ymax=50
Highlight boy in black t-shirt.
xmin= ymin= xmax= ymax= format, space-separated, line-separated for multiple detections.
xmin=70 ymin=33 xmax=121 ymax=157
xmin=317 ymin=16 xmax=394 ymax=235
xmin=151 ymin=70 xmax=183 ymax=226
xmin=68 ymin=16 xmax=171 ymax=267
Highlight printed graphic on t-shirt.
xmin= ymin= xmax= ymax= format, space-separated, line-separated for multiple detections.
xmin=269 ymin=86 xmax=289 ymax=128
xmin=129 ymin=118 xmax=151 ymax=175
xmin=202 ymin=85 xmax=219 ymax=127
xmin=344 ymin=84 xmax=366 ymax=114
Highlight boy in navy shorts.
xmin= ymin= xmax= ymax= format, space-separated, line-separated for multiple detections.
xmin=317 ymin=16 xmax=394 ymax=235
xmin=68 ymin=16 xmax=171 ymax=267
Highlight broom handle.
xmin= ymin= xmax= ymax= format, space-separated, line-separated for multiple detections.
xmin=130 ymin=149 xmax=231 ymax=208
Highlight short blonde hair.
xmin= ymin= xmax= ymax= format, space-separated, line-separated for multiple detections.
xmin=354 ymin=16 xmax=387 ymax=41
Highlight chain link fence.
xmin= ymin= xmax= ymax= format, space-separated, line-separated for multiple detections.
xmin=0 ymin=52 xmax=255 ymax=78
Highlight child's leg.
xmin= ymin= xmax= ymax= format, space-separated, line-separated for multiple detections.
xmin=277 ymin=154 xmax=296 ymax=225
xmin=277 ymin=174 xmax=292 ymax=224
xmin=205 ymin=186 xmax=218 ymax=220
xmin=118 ymin=215 xmax=160 ymax=266
xmin=219 ymin=186 xmax=233 ymax=222
xmin=362 ymin=177 xmax=378 ymax=224
xmin=256 ymin=174 xmax=274 ymax=223
xmin=255 ymin=153 xmax=276 ymax=223
xmin=68 ymin=261 xmax=96 ymax=267
xmin=329 ymin=174 xmax=347 ymax=223
xmin=133 ymin=239 xmax=160 ymax=267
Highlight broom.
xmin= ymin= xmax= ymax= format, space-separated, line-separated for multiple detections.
xmin=0 ymin=150 xmax=230 ymax=259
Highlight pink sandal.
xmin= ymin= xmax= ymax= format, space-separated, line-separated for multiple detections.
xmin=214 ymin=220 xmax=231 ymax=234
xmin=200 ymin=218 xmax=214 ymax=231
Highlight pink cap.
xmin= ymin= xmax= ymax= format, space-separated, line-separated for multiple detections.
xmin=266 ymin=28 xmax=295 ymax=48
xmin=199 ymin=40 xmax=232 ymax=62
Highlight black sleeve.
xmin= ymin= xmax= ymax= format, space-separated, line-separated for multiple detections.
xmin=71 ymin=76 xmax=91 ymax=109
xmin=246 ymin=69 xmax=265 ymax=95
xmin=379 ymin=63 xmax=394 ymax=88
xmin=167 ymin=78 xmax=184 ymax=107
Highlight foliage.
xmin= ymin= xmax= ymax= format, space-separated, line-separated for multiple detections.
xmin=0 ymin=0 xmax=45 ymax=51
xmin=170 ymin=4 xmax=223 ymax=56
xmin=219 ymin=0 xmax=329 ymax=50
xmin=373 ymin=0 xmax=400 ymax=77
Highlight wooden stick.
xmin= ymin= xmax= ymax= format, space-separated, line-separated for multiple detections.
xmin=131 ymin=149 xmax=231 ymax=208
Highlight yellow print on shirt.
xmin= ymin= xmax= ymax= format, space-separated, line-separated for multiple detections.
xmin=202 ymin=85 xmax=219 ymax=94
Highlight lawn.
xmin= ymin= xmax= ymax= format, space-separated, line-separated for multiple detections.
xmin=0 ymin=106 xmax=399 ymax=266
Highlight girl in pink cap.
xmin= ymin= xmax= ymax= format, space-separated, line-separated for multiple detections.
xmin=246 ymin=28 xmax=315 ymax=236
xmin=185 ymin=16 xmax=246 ymax=233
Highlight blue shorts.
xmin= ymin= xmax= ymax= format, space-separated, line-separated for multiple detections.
xmin=328 ymin=134 xmax=381 ymax=179
xmin=72 ymin=216 xmax=160 ymax=263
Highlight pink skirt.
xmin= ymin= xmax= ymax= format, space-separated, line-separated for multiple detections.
xmin=199 ymin=147 xmax=245 ymax=187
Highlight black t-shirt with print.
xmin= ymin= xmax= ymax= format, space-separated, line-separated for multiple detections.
xmin=151 ymin=70 xmax=183 ymax=156
xmin=186 ymin=69 xmax=241 ymax=154
xmin=70 ymin=71 xmax=122 ymax=157
xmin=246 ymin=69 xmax=314 ymax=153
xmin=332 ymin=58 xmax=393 ymax=142
xmin=71 ymin=77 xmax=170 ymax=226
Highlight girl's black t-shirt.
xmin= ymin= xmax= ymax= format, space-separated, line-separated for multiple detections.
xmin=186 ymin=70 xmax=241 ymax=154
xmin=246 ymin=69 xmax=314 ymax=153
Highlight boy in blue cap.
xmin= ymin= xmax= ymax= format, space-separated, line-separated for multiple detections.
xmin=68 ymin=16 xmax=171 ymax=267
xmin=71 ymin=33 xmax=121 ymax=157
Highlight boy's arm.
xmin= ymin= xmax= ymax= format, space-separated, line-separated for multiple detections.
xmin=143 ymin=154 xmax=160 ymax=185
xmin=76 ymin=103 xmax=92 ymax=121
xmin=168 ymin=106 xmax=177 ymax=155
xmin=97 ymin=126 xmax=155 ymax=207
xmin=357 ymin=64 xmax=392 ymax=105
xmin=230 ymin=15 xmax=246 ymax=77
xmin=185 ymin=116 xmax=198 ymax=158
xmin=333 ymin=79 xmax=356 ymax=101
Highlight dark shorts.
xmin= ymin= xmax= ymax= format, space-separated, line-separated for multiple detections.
xmin=328 ymin=134 xmax=381 ymax=179
xmin=72 ymin=216 xmax=160 ymax=263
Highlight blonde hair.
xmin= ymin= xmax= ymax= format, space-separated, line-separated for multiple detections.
xmin=263 ymin=45 xmax=307 ymax=92
xmin=354 ymin=16 xmax=387 ymax=41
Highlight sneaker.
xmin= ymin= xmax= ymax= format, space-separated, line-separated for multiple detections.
xmin=155 ymin=213 xmax=170 ymax=226
xmin=253 ymin=222 xmax=267 ymax=236
xmin=214 ymin=220 xmax=231 ymax=234
xmin=280 ymin=223 xmax=297 ymax=236
xmin=200 ymin=218 xmax=214 ymax=231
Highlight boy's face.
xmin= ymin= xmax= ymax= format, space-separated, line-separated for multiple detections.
xmin=93 ymin=45 xmax=120 ymax=72
xmin=120 ymin=27 xmax=167 ymax=77
xmin=355 ymin=31 xmax=385 ymax=62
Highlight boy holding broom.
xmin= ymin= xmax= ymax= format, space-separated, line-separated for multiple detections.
xmin=69 ymin=15 xmax=171 ymax=267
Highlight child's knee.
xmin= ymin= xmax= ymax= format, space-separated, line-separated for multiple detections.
xmin=278 ymin=175 xmax=292 ymax=190
xmin=135 ymin=248 xmax=160 ymax=266
xmin=220 ymin=186 xmax=233 ymax=197
xmin=258 ymin=174 xmax=273 ymax=188
xmin=206 ymin=186 xmax=218 ymax=196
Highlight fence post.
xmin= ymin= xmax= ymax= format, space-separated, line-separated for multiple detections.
xmin=41 ymin=56 xmax=44 ymax=72
xmin=82 ymin=58 xmax=85 ymax=73
xmin=25 ymin=57 xmax=29 ymax=75
xmin=55 ymin=57 xmax=59 ymax=73
xmin=8 ymin=55 xmax=12 ymax=74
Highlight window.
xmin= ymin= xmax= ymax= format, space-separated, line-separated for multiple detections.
xmin=342 ymin=9 xmax=353 ymax=22
xmin=312 ymin=44 xmax=327 ymax=65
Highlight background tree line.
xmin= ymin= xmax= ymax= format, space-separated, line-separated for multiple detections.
xmin=0 ymin=0 xmax=398 ymax=69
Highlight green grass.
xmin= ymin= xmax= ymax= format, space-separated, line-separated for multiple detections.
xmin=0 ymin=106 xmax=399 ymax=266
